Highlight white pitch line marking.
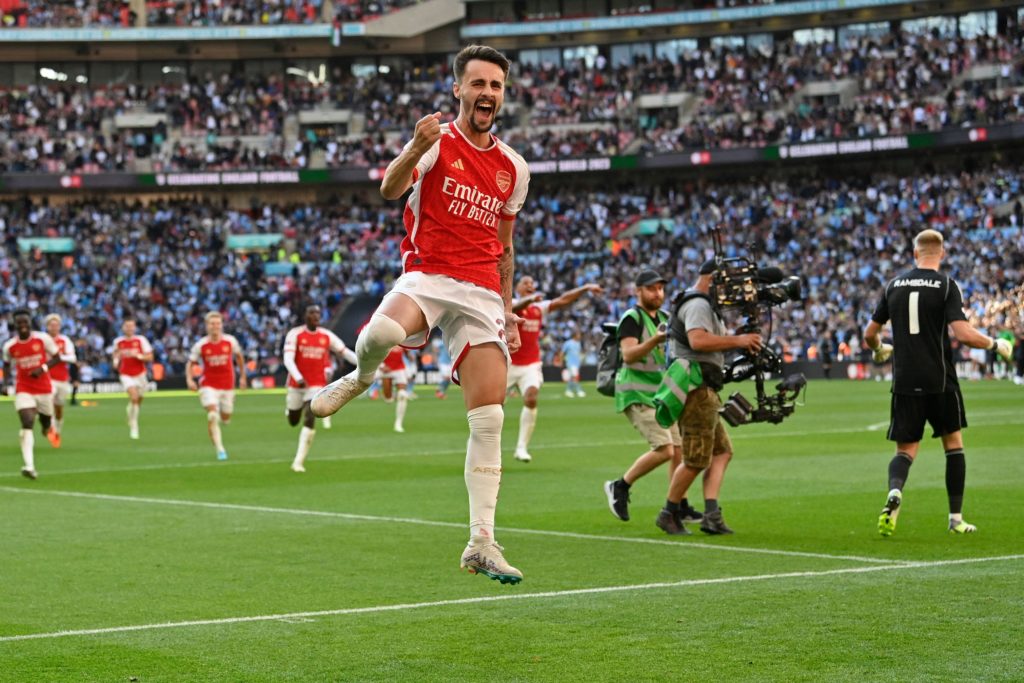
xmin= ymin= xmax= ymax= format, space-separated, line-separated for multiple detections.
xmin=0 ymin=486 xmax=896 ymax=565
xmin=866 ymin=421 xmax=889 ymax=432
xmin=1 ymin=554 xmax=1020 ymax=643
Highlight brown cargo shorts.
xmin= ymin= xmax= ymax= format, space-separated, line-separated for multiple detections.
xmin=679 ymin=386 xmax=732 ymax=469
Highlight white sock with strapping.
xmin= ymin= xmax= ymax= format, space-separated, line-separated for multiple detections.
xmin=516 ymin=406 xmax=537 ymax=454
xmin=127 ymin=402 xmax=139 ymax=431
xmin=355 ymin=314 xmax=408 ymax=384
xmin=294 ymin=427 xmax=316 ymax=468
xmin=465 ymin=404 xmax=504 ymax=540
xmin=54 ymin=418 xmax=63 ymax=435
xmin=19 ymin=429 xmax=35 ymax=471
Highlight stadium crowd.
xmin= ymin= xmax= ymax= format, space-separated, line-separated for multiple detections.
xmin=3 ymin=24 xmax=1022 ymax=172
xmin=2 ymin=164 xmax=1021 ymax=379
xmin=0 ymin=0 xmax=133 ymax=28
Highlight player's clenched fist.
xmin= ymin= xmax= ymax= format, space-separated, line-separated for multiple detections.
xmin=413 ymin=112 xmax=443 ymax=152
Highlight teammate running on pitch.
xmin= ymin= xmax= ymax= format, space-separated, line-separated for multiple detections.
xmin=44 ymin=314 xmax=77 ymax=438
xmin=186 ymin=312 xmax=247 ymax=461
xmin=864 ymin=229 xmax=1013 ymax=536
xmin=508 ymin=276 xmax=602 ymax=462
xmin=112 ymin=318 xmax=153 ymax=440
xmin=311 ymin=45 xmax=531 ymax=584
xmin=3 ymin=310 xmax=61 ymax=479
xmin=282 ymin=305 xmax=356 ymax=472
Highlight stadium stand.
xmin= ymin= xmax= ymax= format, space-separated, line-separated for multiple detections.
xmin=2 ymin=164 xmax=1021 ymax=378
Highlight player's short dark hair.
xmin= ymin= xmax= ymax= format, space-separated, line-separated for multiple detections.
xmin=454 ymin=45 xmax=510 ymax=83
xmin=12 ymin=308 xmax=31 ymax=320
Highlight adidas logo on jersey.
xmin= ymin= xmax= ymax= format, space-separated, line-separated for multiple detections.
xmin=450 ymin=159 xmax=465 ymax=170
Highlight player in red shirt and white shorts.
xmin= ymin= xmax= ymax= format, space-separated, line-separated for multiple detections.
xmin=112 ymin=318 xmax=154 ymax=440
xmin=186 ymin=312 xmax=246 ymax=461
xmin=311 ymin=46 xmax=530 ymax=584
xmin=3 ymin=310 xmax=62 ymax=479
xmin=507 ymin=277 xmax=602 ymax=462
xmin=378 ymin=347 xmax=411 ymax=433
xmin=44 ymin=314 xmax=77 ymax=438
xmin=282 ymin=305 xmax=356 ymax=472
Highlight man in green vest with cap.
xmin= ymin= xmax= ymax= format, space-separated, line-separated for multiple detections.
xmin=604 ymin=268 xmax=699 ymax=524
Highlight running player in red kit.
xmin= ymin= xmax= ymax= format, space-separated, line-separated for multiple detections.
xmin=312 ymin=45 xmax=530 ymax=584
xmin=3 ymin=310 xmax=62 ymax=479
xmin=378 ymin=347 xmax=410 ymax=433
xmin=44 ymin=314 xmax=77 ymax=438
xmin=112 ymin=318 xmax=153 ymax=440
xmin=282 ymin=305 xmax=356 ymax=473
xmin=186 ymin=312 xmax=247 ymax=461
xmin=508 ymin=276 xmax=602 ymax=462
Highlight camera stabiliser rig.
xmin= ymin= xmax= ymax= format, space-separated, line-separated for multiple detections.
xmin=705 ymin=225 xmax=808 ymax=427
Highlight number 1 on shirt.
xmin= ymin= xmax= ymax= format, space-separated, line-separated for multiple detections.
xmin=908 ymin=291 xmax=920 ymax=335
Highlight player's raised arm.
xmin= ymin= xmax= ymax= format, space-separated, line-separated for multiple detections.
xmin=548 ymin=283 xmax=603 ymax=312
xmin=380 ymin=113 xmax=443 ymax=200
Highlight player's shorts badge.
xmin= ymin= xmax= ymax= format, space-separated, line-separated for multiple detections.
xmin=496 ymin=170 xmax=511 ymax=193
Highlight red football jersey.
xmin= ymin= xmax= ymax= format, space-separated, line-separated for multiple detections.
xmin=282 ymin=326 xmax=350 ymax=388
xmin=382 ymin=348 xmax=406 ymax=371
xmin=3 ymin=332 xmax=58 ymax=395
xmin=49 ymin=333 xmax=76 ymax=382
xmin=401 ymin=122 xmax=530 ymax=293
xmin=114 ymin=335 xmax=152 ymax=377
xmin=189 ymin=335 xmax=242 ymax=390
xmin=510 ymin=301 xmax=550 ymax=366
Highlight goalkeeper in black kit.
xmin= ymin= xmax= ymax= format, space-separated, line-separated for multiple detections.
xmin=863 ymin=229 xmax=1012 ymax=536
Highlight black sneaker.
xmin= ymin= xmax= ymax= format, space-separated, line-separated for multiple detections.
xmin=677 ymin=505 xmax=703 ymax=524
xmin=603 ymin=480 xmax=630 ymax=521
xmin=700 ymin=509 xmax=734 ymax=535
xmin=656 ymin=509 xmax=691 ymax=535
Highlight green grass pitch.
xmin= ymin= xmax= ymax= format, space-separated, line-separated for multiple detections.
xmin=2 ymin=380 xmax=1022 ymax=681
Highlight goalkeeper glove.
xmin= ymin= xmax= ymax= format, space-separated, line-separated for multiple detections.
xmin=872 ymin=343 xmax=894 ymax=363
xmin=992 ymin=337 xmax=1013 ymax=362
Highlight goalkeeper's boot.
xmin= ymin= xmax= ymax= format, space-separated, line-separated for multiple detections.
xmin=949 ymin=518 xmax=977 ymax=534
xmin=310 ymin=370 xmax=371 ymax=417
xmin=878 ymin=489 xmax=902 ymax=537
xmin=460 ymin=536 xmax=522 ymax=585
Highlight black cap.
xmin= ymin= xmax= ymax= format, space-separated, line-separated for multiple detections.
xmin=699 ymin=259 xmax=719 ymax=275
xmin=635 ymin=268 xmax=667 ymax=287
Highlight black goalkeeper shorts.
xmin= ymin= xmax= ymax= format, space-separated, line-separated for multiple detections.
xmin=887 ymin=389 xmax=967 ymax=443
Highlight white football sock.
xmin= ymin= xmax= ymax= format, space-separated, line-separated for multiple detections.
xmin=354 ymin=314 xmax=407 ymax=384
xmin=395 ymin=389 xmax=408 ymax=429
xmin=465 ymin=404 xmax=504 ymax=540
xmin=127 ymin=402 xmax=139 ymax=430
xmin=294 ymin=426 xmax=316 ymax=468
xmin=55 ymin=418 xmax=63 ymax=434
xmin=516 ymin=406 xmax=537 ymax=454
xmin=19 ymin=429 xmax=34 ymax=471
xmin=322 ymin=416 xmax=332 ymax=429
xmin=207 ymin=411 xmax=225 ymax=452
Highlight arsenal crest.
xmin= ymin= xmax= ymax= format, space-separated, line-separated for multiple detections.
xmin=496 ymin=170 xmax=511 ymax=193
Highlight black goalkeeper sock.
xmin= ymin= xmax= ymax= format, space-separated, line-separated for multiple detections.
xmin=705 ymin=498 xmax=719 ymax=514
xmin=888 ymin=452 xmax=914 ymax=492
xmin=945 ymin=449 xmax=966 ymax=515
xmin=665 ymin=500 xmax=680 ymax=514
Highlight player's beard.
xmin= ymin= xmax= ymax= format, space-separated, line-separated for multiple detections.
xmin=465 ymin=96 xmax=499 ymax=134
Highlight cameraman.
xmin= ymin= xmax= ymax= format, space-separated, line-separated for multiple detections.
xmin=655 ymin=260 xmax=762 ymax=535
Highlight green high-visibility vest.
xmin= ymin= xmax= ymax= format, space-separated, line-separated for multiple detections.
xmin=614 ymin=307 xmax=668 ymax=413
xmin=654 ymin=359 xmax=704 ymax=428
